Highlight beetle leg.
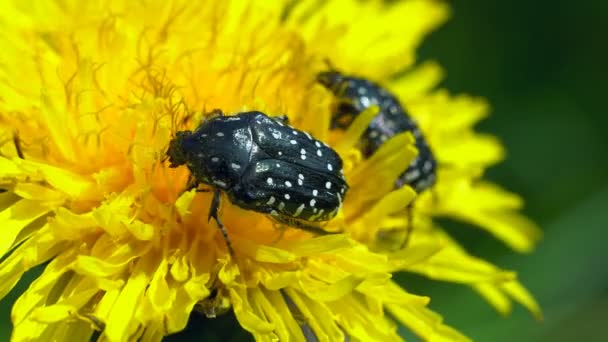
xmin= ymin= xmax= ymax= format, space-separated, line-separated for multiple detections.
xmin=13 ymin=131 xmax=24 ymax=159
xmin=431 ymin=187 xmax=440 ymax=207
xmin=271 ymin=214 xmax=338 ymax=236
xmin=183 ymin=174 xmax=212 ymax=193
xmin=398 ymin=202 xmax=414 ymax=249
xmin=208 ymin=188 xmax=234 ymax=255
xmin=274 ymin=115 xmax=289 ymax=124
xmin=270 ymin=222 xmax=288 ymax=245
xmin=195 ymin=286 xmax=230 ymax=318
xmin=206 ymin=108 xmax=225 ymax=118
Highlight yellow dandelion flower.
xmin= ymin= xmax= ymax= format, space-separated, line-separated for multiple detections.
xmin=0 ymin=1 xmax=539 ymax=341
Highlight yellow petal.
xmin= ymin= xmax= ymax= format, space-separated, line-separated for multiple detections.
xmin=474 ymin=283 xmax=511 ymax=315
xmin=0 ymin=227 xmax=68 ymax=302
xmin=387 ymin=302 xmax=472 ymax=342
xmin=12 ymin=247 xmax=77 ymax=326
xmin=259 ymin=269 xmax=299 ymax=291
xmin=357 ymin=281 xmax=430 ymax=307
xmin=0 ymin=156 xmax=22 ymax=177
xmin=502 ymin=281 xmax=543 ymax=319
xmin=283 ymin=288 xmax=344 ymax=342
xmin=13 ymin=182 xmax=66 ymax=203
xmin=265 ymin=290 xmax=307 ymax=342
xmin=169 ymin=255 xmax=190 ymax=282
xmin=104 ymin=255 xmax=158 ymax=342
xmin=0 ymin=199 xmax=50 ymax=257
xmin=405 ymin=244 xmax=517 ymax=284
xmin=175 ymin=189 xmax=196 ymax=217
xmin=148 ymin=259 xmax=175 ymax=313
xmin=334 ymin=105 xmax=380 ymax=156
xmin=229 ymin=286 xmax=275 ymax=334
xmin=288 ymin=234 xmax=355 ymax=257
xmin=348 ymin=132 xmax=417 ymax=205
xmin=436 ymin=133 xmax=505 ymax=166
xmin=299 ymin=274 xmax=362 ymax=302
xmin=390 ymin=61 xmax=444 ymax=100
xmin=330 ymin=294 xmax=400 ymax=341
xmin=19 ymin=159 xmax=93 ymax=198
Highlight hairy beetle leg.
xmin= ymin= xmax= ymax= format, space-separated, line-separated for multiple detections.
xmin=271 ymin=214 xmax=337 ymax=236
xmin=274 ymin=115 xmax=289 ymax=124
xmin=208 ymin=188 xmax=234 ymax=256
xmin=13 ymin=131 xmax=24 ymax=159
xmin=398 ymin=203 xmax=414 ymax=250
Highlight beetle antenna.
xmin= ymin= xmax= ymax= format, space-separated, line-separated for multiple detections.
xmin=323 ymin=57 xmax=337 ymax=72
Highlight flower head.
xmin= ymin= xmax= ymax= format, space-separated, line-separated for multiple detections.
xmin=0 ymin=0 xmax=540 ymax=341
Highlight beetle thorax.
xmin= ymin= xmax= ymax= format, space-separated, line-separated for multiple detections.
xmin=183 ymin=119 xmax=253 ymax=190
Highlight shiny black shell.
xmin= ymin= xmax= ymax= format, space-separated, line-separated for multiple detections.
xmin=167 ymin=111 xmax=348 ymax=221
xmin=318 ymin=71 xmax=436 ymax=193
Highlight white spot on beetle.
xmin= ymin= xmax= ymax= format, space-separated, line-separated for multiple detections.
xmin=313 ymin=208 xmax=318 ymax=213
xmin=294 ymin=204 xmax=305 ymax=217
xmin=360 ymin=96 xmax=370 ymax=107
xmin=292 ymin=130 xmax=298 ymax=135
xmin=278 ymin=202 xmax=285 ymax=210
xmin=278 ymin=151 xmax=283 ymax=156
xmin=312 ymin=189 xmax=318 ymax=196
xmin=231 ymin=163 xmax=241 ymax=170
xmin=309 ymin=199 xmax=316 ymax=207
xmin=315 ymin=141 xmax=321 ymax=148
xmin=298 ymin=174 xmax=304 ymax=180
xmin=404 ymin=169 xmax=420 ymax=182
xmin=267 ymin=177 xmax=274 ymax=185
xmin=284 ymin=194 xmax=290 ymax=200
xmin=298 ymin=179 xmax=303 ymax=186
xmin=301 ymin=155 xmax=307 ymax=160
xmin=272 ymin=132 xmax=281 ymax=139
xmin=316 ymin=149 xmax=322 ymax=157
xmin=214 ymin=180 xmax=227 ymax=187
xmin=325 ymin=181 xmax=331 ymax=189
xmin=267 ymin=196 xmax=276 ymax=205
xmin=423 ymin=161 xmax=433 ymax=172
xmin=216 ymin=132 xmax=224 ymax=137
xmin=290 ymin=140 xmax=297 ymax=145
xmin=327 ymin=164 xmax=333 ymax=171
xmin=211 ymin=157 xmax=219 ymax=163
xmin=271 ymin=210 xmax=279 ymax=216
xmin=300 ymin=148 xmax=306 ymax=154
xmin=285 ymin=181 xmax=292 ymax=187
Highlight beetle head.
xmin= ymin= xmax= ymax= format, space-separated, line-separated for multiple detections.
xmin=166 ymin=131 xmax=192 ymax=168
xmin=316 ymin=70 xmax=345 ymax=94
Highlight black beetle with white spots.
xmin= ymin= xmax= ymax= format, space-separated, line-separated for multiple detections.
xmin=317 ymin=70 xmax=437 ymax=194
xmin=318 ymin=69 xmax=438 ymax=248
xmin=166 ymin=110 xmax=349 ymax=254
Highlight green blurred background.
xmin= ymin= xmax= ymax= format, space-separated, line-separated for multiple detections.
xmin=2 ymin=1 xmax=607 ymax=341
xmin=402 ymin=1 xmax=608 ymax=341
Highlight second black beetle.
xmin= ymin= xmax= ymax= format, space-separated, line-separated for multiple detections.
xmin=317 ymin=70 xmax=437 ymax=193
xmin=318 ymin=69 xmax=437 ymax=249
xmin=167 ymin=110 xmax=348 ymax=254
